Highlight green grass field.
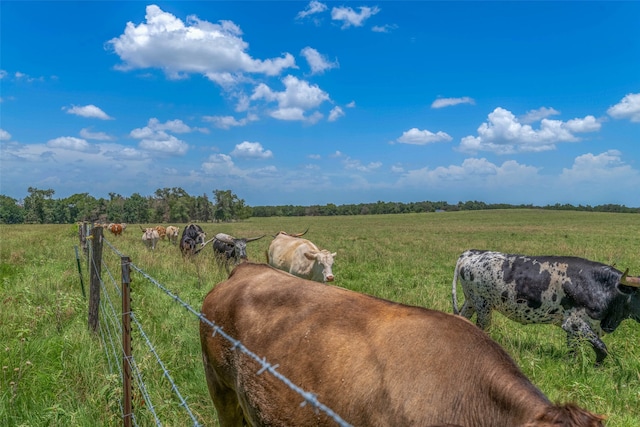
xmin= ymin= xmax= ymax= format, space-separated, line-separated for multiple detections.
xmin=1 ymin=210 xmax=639 ymax=426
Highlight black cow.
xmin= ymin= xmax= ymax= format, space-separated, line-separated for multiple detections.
xmin=180 ymin=224 xmax=206 ymax=256
xmin=212 ymin=233 xmax=264 ymax=269
xmin=452 ymin=249 xmax=640 ymax=364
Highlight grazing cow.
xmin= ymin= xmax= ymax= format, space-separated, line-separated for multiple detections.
xmin=200 ymin=263 xmax=604 ymax=427
xmin=267 ymin=231 xmax=336 ymax=282
xmin=212 ymin=233 xmax=265 ymax=269
xmin=452 ymin=249 xmax=640 ymax=364
xmin=155 ymin=225 xmax=167 ymax=240
xmin=107 ymin=223 xmax=123 ymax=236
xmin=141 ymin=227 xmax=160 ymax=250
xmin=165 ymin=225 xmax=180 ymax=245
xmin=180 ymin=224 xmax=207 ymax=256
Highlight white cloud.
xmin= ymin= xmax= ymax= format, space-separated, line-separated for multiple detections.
xmin=431 ymin=97 xmax=475 ymax=109
xmin=130 ymin=118 xmax=195 ymax=155
xmin=0 ymin=128 xmax=11 ymax=140
xmin=296 ymin=1 xmax=328 ymax=20
xmin=251 ymin=75 xmax=330 ymax=121
xmin=519 ymin=106 xmax=560 ymax=124
xmin=331 ymin=5 xmax=380 ymax=29
xmin=80 ymin=128 xmax=114 ymax=141
xmin=231 ymin=141 xmax=273 ymax=159
xmin=46 ymin=137 xmax=102 ymax=155
xmin=396 ymin=128 xmax=452 ymax=145
xmin=64 ymin=104 xmax=113 ymax=120
xmin=343 ymin=157 xmax=382 ymax=172
xmin=459 ymin=107 xmax=601 ymax=154
xmin=138 ymin=134 xmax=188 ymax=155
xmin=203 ymin=114 xmax=258 ymax=129
xmin=328 ymin=106 xmax=345 ymax=122
xmin=607 ymin=93 xmax=640 ymax=122
xmin=371 ymin=24 xmax=398 ymax=33
xmin=108 ymin=5 xmax=295 ymax=84
xmin=300 ymin=47 xmax=338 ymax=75
xmin=398 ymin=158 xmax=541 ymax=188
xmin=560 ymin=150 xmax=635 ymax=181
xmin=202 ymin=153 xmax=237 ymax=175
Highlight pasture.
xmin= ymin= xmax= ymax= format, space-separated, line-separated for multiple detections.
xmin=1 ymin=210 xmax=639 ymax=426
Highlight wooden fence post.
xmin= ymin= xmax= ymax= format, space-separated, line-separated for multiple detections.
xmin=121 ymin=256 xmax=133 ymax=427
xmin=88 ymin=226 xmax=103 ymax=333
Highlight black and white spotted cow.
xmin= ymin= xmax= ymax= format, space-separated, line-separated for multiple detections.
xmin=452 ymin=249 xmax=640 ymax=364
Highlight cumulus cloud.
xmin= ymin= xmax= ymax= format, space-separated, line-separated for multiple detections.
xmin=328 ymin=106 xmax=345 ymax=122
xmin=607 ymin=93 xmax=640 ymax=122
xmin=371 ymin=24 xmax=398 ymax=33
xmin=459 ymin=107 xmax=601 ymax=154
xmin=129 ymin=118 xmax=196 ymax=155
xmin=80 ymin=128 xmax=114 ymax=141
xmin=64 ymin=104 xmax=113 ymax=120
xmin=231 ymin=141 xmax=273 ymax=159
xmin=202 ymin=153 xmax=237 ymax=175
xmin=396 ymin=128 xmax=452 ymax=145
xmin=300 ymin=47 xmax=338 ymax=75
xmin=203 ymin=114 xmax=259 ymax=129
xmin=47 ymin=136 xmax=98 ymax=153
xmin=343 ymin=156 xmax=382 ymax=172
xmin=251 ymin=75 xmax=330 ymax=122
xmin=296 ymin=1 xmax=328 ymax=20
xmin=331 ymin=5 xmax=380 ymax=29
xmin=431 ymin=97 xmax=475 ymax=109
xmin=560 ymin=150 xmax=635 ymax=181
xmin=0 ymin=128 xmax=11 ymax=140
xmin=519 ymin=107 xmax=560 ymax=124
xmin=107 ymin=5 xmax=295 ymax=83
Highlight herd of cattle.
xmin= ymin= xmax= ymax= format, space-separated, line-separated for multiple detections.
xmin=101 ymin=221 xmax=640 ymax=426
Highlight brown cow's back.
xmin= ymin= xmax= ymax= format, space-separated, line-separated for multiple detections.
xmin=200 ymin=263 xmax=603 ymax=427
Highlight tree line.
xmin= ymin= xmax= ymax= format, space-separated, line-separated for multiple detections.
xmin=0 ymin=187 xmax=638 ymax=225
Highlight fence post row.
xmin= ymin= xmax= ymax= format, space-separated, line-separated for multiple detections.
xmin=121 ymin=256 xmax=133 ymax=427
xmin=88 ymin=226 xmax=103 ymax=334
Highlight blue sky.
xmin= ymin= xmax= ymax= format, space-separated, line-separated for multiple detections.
xmin=1 ymin=1 xmax=639 ymax=207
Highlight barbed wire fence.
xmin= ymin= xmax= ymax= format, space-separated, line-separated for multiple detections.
xmin=79 ymin=224 xmax=352 ymax=427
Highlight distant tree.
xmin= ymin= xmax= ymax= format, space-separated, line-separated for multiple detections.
xmin=213 ymin=189 xmax=250 ymax=222
xmin=123 ymin=193 xmax=150 ymax=224
xmin=64 ymin=193 xmax=99 ymax=222
xmin=23 ymin=187 xmax=55 ymax=223
xmin=0 ymin=195 xmax=25 ymax=224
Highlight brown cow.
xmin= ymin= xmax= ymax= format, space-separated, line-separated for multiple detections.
xmin=107 ymin=223 xmax=123 ymax=236
xmin=155 ymin=225 xmax=167 ymax=240
xmin=200 ymin=263 xmax=604 ymax=427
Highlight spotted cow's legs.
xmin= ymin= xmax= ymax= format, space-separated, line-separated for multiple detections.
xmin=562 ymin=316 xmax=608 ymax=365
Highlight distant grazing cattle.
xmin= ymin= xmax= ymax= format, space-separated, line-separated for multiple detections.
xmin=165 ymin=226 xmax=180 ymax=245
xmin=180 ymin=224 xmax=206 ymax=256
xmin=155 ymin=225 xmax=167 ymax=240
xmin=200 ymin=263 xmax=604 ymax=427
xmin=140 ymin=227 xmax=160 ymax=250
xmin=212 ymin=233 xmax=265 ymax=270
xmin=452 ymin=249 xmax=640 ymax=364
xmin=107 ymin=223 xmax=123 ymax=236
xmin=267 ymin=231 xmax=336 ymax=283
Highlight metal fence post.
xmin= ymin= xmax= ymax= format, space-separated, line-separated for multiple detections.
xmin=88 ymin=226 xmax=103 ymax=333
xmin=122 ymin=256 xmax=133 ymax=427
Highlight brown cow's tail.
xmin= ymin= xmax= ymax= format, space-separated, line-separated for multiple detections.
xmin=452 ymin=259 xmax=461 ymax=315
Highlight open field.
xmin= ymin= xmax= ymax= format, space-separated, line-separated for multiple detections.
xmin=1 ymin=210 xmax=640 ymax=426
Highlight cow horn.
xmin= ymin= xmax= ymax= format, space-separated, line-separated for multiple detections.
xmin=246 ymin=235 xmax=266 ymax=242
xmin=292 ymin=228 xmax=309 ymax=238
xmin=620 ymin=268 xmax=640 ymax=288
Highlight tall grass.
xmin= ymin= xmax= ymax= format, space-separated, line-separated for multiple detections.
xmin=1 ymin=210 xmax=639 ymax=426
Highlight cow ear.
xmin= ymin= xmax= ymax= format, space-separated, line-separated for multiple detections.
xmin=617 ymin=283 xmax=637 ymax=295
xmin=304 ymin=252 xmax=317 ymax=260
xmin=331 ymin=252 xmax=337 ymax=257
